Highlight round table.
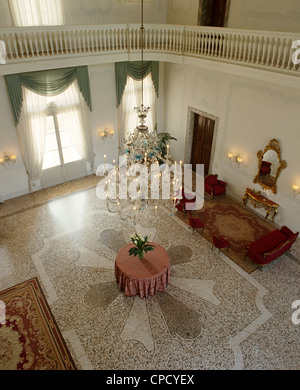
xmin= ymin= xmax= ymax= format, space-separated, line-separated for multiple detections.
xmin=115 ymin=243 xmax=171 ymax=298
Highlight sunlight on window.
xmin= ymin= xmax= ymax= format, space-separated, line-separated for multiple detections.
xmin=43 ymin=117 xmax=60 ymax=170
xmin=42 ymin=114 xmax=81 ymax=170
xmin=24 ymin=81 xmax=85 ymax=171
xmin=57 ymin=114 xmax=82 ymax=164
xmin=9 ymin=0 xmax=65 ymax=27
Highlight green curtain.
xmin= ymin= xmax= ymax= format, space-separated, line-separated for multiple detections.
xmin=115 ymin=61 xmax=159 ymax=107
xmin=5 ymin=66 xmax=92 ymax=126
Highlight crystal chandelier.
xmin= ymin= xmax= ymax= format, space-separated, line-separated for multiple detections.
xmin=103 ymin=0 xmax=178 ymax=235
xmin=123 ymin=0 xmax=169 ymax=166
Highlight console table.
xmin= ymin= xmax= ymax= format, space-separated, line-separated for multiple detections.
xmin=115 ymin=243 xmax=171 ymax=299
xmin=243 ymin=188 xmax=279 ymax=222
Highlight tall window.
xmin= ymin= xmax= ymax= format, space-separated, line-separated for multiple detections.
xmin=43 ymin=106 xmax=82 ymax=170
xmin=9 ymin=0 xmax=65 ymax=26
xmin=43 ymin=81 xmax=89 ymax=170
xmin=120 ymin=73 xmax=156 ymax=138
xmin=22 ymin=80 xmax=88 ymax=172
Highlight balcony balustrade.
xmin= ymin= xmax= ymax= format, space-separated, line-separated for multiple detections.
xmin=0 ymin=24 xmax=299 ymax=76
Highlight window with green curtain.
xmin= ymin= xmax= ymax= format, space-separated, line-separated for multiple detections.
xmin=5 ymin=66 xmax=92 ymax=126
xmin=115 ymin=61 xmax=159 ymax=107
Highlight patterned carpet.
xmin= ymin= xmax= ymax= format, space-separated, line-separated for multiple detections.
xmin=188 ymin=196 xmax=276 ymax=273
xmin=0 ymin=278 xmax=76 ymax=370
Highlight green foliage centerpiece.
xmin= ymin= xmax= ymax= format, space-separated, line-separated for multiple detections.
xmin=129 ymin=234 xmax=155 ymax=260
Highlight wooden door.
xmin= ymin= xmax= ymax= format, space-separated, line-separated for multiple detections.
xmin=210 ymin=0 xmax=228 ymax=27
xmin=191 ymin=114 xmax=215 ymax=176
xmin=199 ymin=0 xmax=229 ymax=27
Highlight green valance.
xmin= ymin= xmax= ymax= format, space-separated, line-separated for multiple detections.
xmin=115 ymin=61 xmax=159 ymax=107
xmin=5 ymin=66 xmax=92 ymax=126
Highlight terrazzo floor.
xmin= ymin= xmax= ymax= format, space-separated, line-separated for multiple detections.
xmin=0 ymin=177 xmax=299 ymax=370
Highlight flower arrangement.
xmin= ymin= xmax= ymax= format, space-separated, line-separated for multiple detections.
xmin=129 ymin=234 xmax=155 ymax=260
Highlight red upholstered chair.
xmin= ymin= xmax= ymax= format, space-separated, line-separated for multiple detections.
xmin=175 ymin=199 xmax=186 ymax=216
xmin=174 ymin=188 xmax=196 ymax=204
xmin=260 ymin=161 xmax=272 ymax=176
xmin=211 ymin=234 xmax=230 ymax=253
xmin=181 ymin=188 xmax=196 ymax=204
xmin=187 ymin=212 xmax=204 ymax=233
xmin=205 ymin=174 xmax=227 ymax=198
xmin=174 ymin=188 xmax=196 ymax=215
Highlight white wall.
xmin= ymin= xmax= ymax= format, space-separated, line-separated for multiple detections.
xmin=163 ymin=61 xmax=300 ymax=233
xmin=0 ymin=76 xmax=28 ymax=200
xmin=88 ymin=64 xmax=119 ymax=171
xmin=166 ymin=0 xmax=199 ymax=26
xmin=228 ymin=0 xmax=300 ymax=32
xmin=0 ymin=0 xmax=12 ymax=27
xmin=63 ymin=0 xmax=167 ymax=26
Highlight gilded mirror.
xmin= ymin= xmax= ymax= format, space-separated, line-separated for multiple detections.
xmin=253 ymin=139 xmax=287 ymax=194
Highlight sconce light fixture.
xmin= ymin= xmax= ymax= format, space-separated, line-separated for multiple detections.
xmin=99 ymin=128 xmax=114 ymax=140
xmin=292 ymin=184 xmax=300 ymax=197
xmin=228 ymin=152 xmax=243 ymax=166
xmin=0 ymin=153 xmax=17 ymax=167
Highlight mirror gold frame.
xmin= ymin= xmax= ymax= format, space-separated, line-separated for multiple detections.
xmin=253 ymin=139 xmax=287 ymax=194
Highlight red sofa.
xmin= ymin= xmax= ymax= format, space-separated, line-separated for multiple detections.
xmin=245 ymin=226 xmax=299 ymax=266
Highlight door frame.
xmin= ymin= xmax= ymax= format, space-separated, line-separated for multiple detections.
xmin=184 ymin=106 xmax=219 ymax=176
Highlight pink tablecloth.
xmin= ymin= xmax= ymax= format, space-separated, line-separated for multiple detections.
xmin=115 ymin=243 xmax=171 ymax=298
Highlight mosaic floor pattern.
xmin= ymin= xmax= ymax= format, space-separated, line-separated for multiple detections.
xmin=0 ymin=186 xmax=299 ymax=370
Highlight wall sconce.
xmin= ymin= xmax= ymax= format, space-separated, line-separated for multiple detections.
xmin=293 ymin=184 xmax=300 ymax=197
xmin=0 ymin=153 xmax=17 ymax=167
xmin=228 ymin=152 xmax=243 ymax=166
xmin=99 ymin=128 xmax=114 ymax=140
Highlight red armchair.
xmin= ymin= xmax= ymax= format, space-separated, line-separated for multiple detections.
xmin=174 ymin=188 xmax=196 ymax=204
xmin=181 ymin=188 xmax=196 ymax=204
xmin=187 ymin=212 xmax=204 ymax=233
xmin=205 ymin=174 xmax=227 ymax=198
xmin=174 ymin=188 xmax=196 ymax=216
xmin=211 ymin=234 xmax=230 ymax=253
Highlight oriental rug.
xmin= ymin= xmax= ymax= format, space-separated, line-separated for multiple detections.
xmin=0 ymin=278 xmax=76 ymax=370
xmin=177 ymin=196 xmax=276 ymax=273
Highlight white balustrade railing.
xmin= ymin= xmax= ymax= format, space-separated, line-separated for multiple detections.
xmin=183 ymin=26 xmax=299 ymax=72
xmin=0 ymin=24 xmax=299 ymax=74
